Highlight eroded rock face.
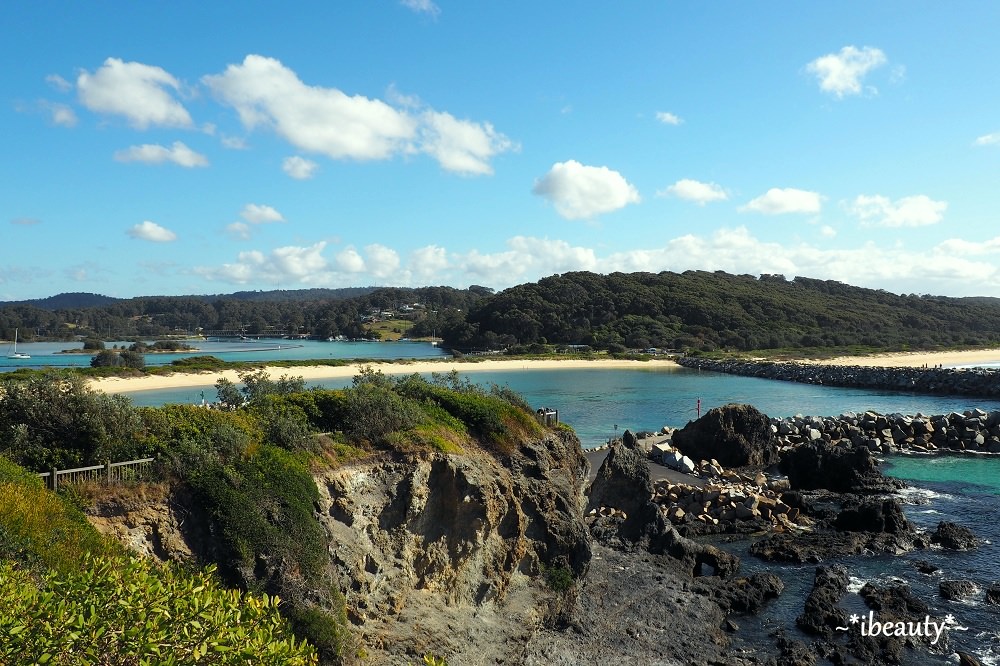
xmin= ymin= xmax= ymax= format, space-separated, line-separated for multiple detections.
xmin=86 ymin=485 xmax=195 ymax=564
xmin=586 ymin=432 xmax=661 ymax=541
xmin=672 ymin=404 xmax=779 ymax=469
xmin=930 ymin=521 xmax=979 ymax=550
xmin=314 ymin=431 xmax=592 ymax=663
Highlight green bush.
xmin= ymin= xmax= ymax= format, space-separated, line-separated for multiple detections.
xmin=0 ymin=555 xmax=318 ymax=665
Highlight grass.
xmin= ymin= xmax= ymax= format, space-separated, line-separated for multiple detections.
xmin=362 ymin=318 xmax=415 ymax=341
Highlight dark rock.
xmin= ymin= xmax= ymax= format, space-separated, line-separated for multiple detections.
xmin=708 ymin=572 xmax=784 ymax=614
xmin=913 ymin=559 xmax=939 ymax=575
xmin=958 ymin=651 xmax=985 ymax=666
xmin=672 ymin=403 xmax=779 ymax=468
xmin=773 ymin=630 xmax=817 ymax=666
xmin=985 ymin=584 xmax=1000 ymax=605
xmin=649 ymin=525 xmax=740 ymax=579
xmin=858 ymin=581 xmax=929 ymax=616
xmin=586 ymin=440 xmax=660 ymax=542
xmin=779 ymin=441 xmax=904 ymax=494
xmin=939 ymin=579 xmax=978 ymax=601
xmin=796 ymin=565 xmax=849 ymax=637
xmin=834 ymin=499 xmax=909 ymax=533
xmin=930 ymin=521 xmax=979 ymax=550
xmin=850 ymin=581 xmax=936 ymax=663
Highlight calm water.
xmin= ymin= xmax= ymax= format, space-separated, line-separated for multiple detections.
xmin=1 ymin=338 xmax=446 ymax=371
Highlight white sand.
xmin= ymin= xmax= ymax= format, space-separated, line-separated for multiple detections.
xmin=88 ymin=358 xmax=680 ymax=394
xmin=809 ymin=348 xmax=1000 ymax=368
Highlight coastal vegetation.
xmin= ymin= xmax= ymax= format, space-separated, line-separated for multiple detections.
xmin=5 ymin=271 xmax=1000 ymax=357
xmin=0 ymin=367 xmax=558 ymax=663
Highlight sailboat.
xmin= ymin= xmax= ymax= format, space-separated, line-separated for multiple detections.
xmin=7 ymin=329 xmax=30 ymax=359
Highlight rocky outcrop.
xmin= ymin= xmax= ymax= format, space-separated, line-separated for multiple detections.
xmin=313 ymin=431 xmax=591 ymax=663
xmin=586 ymin=431 xmax=661 ymax=541
xmin=940 ymin=579 xmax=978 ymax=601
xmin=930 ymin=521 xmax=979 ymax=550
xmin=780 ymin=441 xmax=903 ymax=494
xmin=834 ymin=499 xmax=908 ymax=533
xmin=796 ymin=565 xmax=849 ymax=637
xmin=672 ymin=404 xmax=779 ymax=468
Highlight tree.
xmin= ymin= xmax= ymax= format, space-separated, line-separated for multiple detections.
xmin=90 ymin=349 xmax=120 ymax=367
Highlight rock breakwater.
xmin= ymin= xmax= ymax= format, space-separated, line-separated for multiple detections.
xmin=678 ymin=356 xmax=1000 ymax=398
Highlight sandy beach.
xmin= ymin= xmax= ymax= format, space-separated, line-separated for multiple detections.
xmin=807 ymin=348 xmax=1000 ymax=368
xmin=87 ymin=357 xmax=680 ymax=394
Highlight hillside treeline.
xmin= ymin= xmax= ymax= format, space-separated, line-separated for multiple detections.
xmin=444 ymin=271 xmax=1000 ymax=352
xmin=0 ymin=285 xmax=491 ymax=342
xmin=5 ymin=271 xmax=1000 ymax=353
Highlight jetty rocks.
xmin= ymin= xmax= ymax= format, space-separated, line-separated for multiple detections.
xmin=678 ymin=356 xmax=1000 ymax=398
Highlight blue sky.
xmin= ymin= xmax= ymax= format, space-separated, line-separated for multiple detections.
xmin=3 ymin=2 xmax=1000 ymax=300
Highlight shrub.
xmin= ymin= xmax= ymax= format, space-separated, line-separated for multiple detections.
xmin=0 ymin=555 xmax=318 ymax=665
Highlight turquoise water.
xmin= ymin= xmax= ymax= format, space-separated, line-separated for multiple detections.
xmin=0 ymin=338 xmax=446 ymax=371
xmin=122 ymin=365 xmax=1000 ymax=449
xmin=884 ymin=455 xmax=1000 ymax=495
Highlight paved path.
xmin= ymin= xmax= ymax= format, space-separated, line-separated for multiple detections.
xmin=584 ymin=447 xmax=705 ymax=487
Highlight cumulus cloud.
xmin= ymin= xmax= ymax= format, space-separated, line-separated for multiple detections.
xmin=114 ymin=141 xmax=208 ymax=167
xmin=847 ymin=194 xmax=947 ymax=227
xmin=127 ymin=221 xmax=177 ymax=242
xmin=365 ymin=243 xmax=401 ymax=279
xmin=532 ymin=160 xmax=640 ymax=220
xmin=458 ymin=237 xmax=598 ymax=283
xmin=401 ymin=0 xmax=440 ymax=17
xmin=409 ymin=245 xmax=449 ymax=281
xmin=203 ymin=55 xmax=512 ymax=174
xmin=806 ymin=46 xmax=887 ymax=98
xmin=659 ymin=178 xmax=728 ymax=205
xmin=820 ymin=225 xmax=837 ymax=238
xmin=226 ymin=222 xmax=251 ymax=240
xmin=655 ymin=111 xmax=682 ymax=125
xmin=740 ymin=188 xmax=823 ymax=215
xmin=196 ymin=242 xmax=330 ymax=284
xmin=974 ymin=133 xmax=1000 ymax=146
xmin=335 ymin=247 xmax=366 ymax=273
xmin=240 ymin=203 xmax=284 ymax=224
xmin=283 ymin=155 xmax=319 ymax=179
xmin=419 ymin=110 xmax=515 ymax=175
xmin=77 ymin=57 xmax=193 ymax=129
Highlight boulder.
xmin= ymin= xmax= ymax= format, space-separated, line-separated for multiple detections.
xmin=930 ymin=521 xmax=978 ymax=550
xmin=779 ymin=441 xmax=904 ymax=494
xmin=986 ymin=584 xmax=1000 ymax=605
xmin=796 ymin=565 xmax=849 ymax=637
xmin=587 ymin=437 xmax=660 ymax=542
xmin=833 ymin=499 xmax=908 ymax=534
xmin=672 ymin=404 xmax=779 ymax=469
xmin=939 ymin=579 xmax=978 ymax=601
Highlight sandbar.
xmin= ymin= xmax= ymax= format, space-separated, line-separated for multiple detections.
xmin=807 ymin=348 xmax=1000 ymax=368
xmin=87 ymin=358 xmax=680 ymax=394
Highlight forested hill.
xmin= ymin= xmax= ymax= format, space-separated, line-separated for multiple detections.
xmin=444 ymin=271 xmax=1000 ymax=352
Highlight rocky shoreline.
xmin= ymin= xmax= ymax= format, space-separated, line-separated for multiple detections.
xmin=677 ymin=355 xmax=1000 ymax=398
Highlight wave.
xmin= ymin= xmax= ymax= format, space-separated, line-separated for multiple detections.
xmin=896 ymin=486 xmax=953 ymax=503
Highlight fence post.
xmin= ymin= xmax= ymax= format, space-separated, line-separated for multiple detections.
xmin=51 ymin=467 xmax=58 ymax=492
xmin=105 ymin=460 xmax=112 ymax=483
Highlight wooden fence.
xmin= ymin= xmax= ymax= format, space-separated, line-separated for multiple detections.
xmin=37 ymin=457 xmax=155 ymax=491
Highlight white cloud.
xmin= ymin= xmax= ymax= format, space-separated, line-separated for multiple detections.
xmin=409 ymin=245 xmax=449 ymax=281
xmin=127 ymin=221 xmax=177 ymax=242
xmin=655 ymin=111 xmax=682 ymax=125
xmin=740 ymin=188 xmax=823 ymax=215
xmin=11 ymin=218 xmax=41 ymax=226
xmin=204 ymin=55 xmax=512 ymax=174
xmin=974 ymin=133 xmax=1000 ymax=146
xmin=419 ymin=110 xmax=515 ymax=176
xmin=226 ymin=222 xmax=251 ymax=240
xmin=806 ymin=46 xmax=887 ymax=98
xmin=45 ymin=74 xmax=72 ymax=92
xmin=847 ymin=194 xmax=947 ymax=227
xmin=221 ymin=135 xmax=248 ymax=150
xmin=401 ymin=0 xmax=440 ymax=17
xmin=204 ymin=55 xmax=416 ymax=161
xmin=283 ymin=155 xmax=319 ymax=179
xmin=241 ymin=204 xmax=284 ymax=224
xmin=77 ymin=57 xmax=193 ymax=129
xmin=114 ymin=141 xmax=208 ymax=167
xmin=659 ymin=178 xmax=728 ymax=205
xmin=457 ymin=237 xmax=598 ymax=284
xmin=820 ymin=225 xmax=837 ymax=238
xmin=335 ymin=247 xmax=366 ymax=273
xmin=44 ymin=102 xmax=77 ymax=127
xmin=532 ymin=160 xmax=640 ymax=220
xmin=196 ymin=242 xmax=330 ymax=284
xmin=365 ymin=244 xmax=401 ymax=279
